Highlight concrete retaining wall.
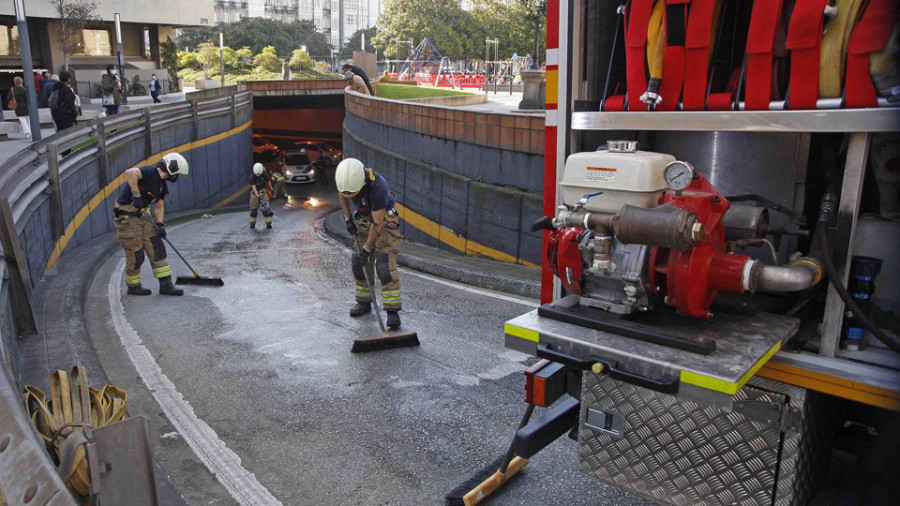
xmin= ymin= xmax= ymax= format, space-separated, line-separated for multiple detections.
xmin=343 ymin=91 xmax=544 ymax=266
xmin=0 ymin=93 xmax=253 ymax=385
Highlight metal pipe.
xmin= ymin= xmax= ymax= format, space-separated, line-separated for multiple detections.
xmin=756 ymin=258 xmax=823 ymax=293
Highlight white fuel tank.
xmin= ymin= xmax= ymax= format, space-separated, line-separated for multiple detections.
xmin=561 ymin=141 xmax=674 ymax=213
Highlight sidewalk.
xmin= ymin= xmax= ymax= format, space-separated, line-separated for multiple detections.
xmin=322 ymin=209 xmax=541 ymax=299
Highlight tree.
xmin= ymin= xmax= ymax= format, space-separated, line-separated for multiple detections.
xmin=235 ymin=46 xmax=254 ymax=70
xmin=289 ymin=49 xmax=314 ymax=71
xmin=340 ymin=27 xmax=377 ymax=58
xmin=160 ymin=36 xmax=179 ymax=91
xmin=374 ymin=0 xmax=487 ymax=59
xmin=254 ymin=46 xmax=282 ymax=73
xmin=177 ymin=18 xmax=330 ymax=57
xmin=223 ymin=46 xmax=238 ymax=69
xmin=197 ymin=42 xmax=221 ymax=78
xmin=177 ymin=50 xmax=201 ymax=70
xmin=48 ymin=0 xmax=98 ymax=70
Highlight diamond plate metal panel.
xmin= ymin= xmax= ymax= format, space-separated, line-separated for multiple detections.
xmin=580 ymin=374 xmax=788 ymax=505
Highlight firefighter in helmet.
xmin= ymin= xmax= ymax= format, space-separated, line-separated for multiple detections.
xmin=337 ymin=158 xmax=404 ymax=329
xmin=113 ymin=152 xmax=188 ymax=296
xmin=250 ymin=163 xmax=274 ymax=229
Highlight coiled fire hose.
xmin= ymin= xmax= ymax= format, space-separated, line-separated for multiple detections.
xmin=819 ymin=0 xmax=864 ymax=98
xmin=21 ymin=366 xmax=128 ymax=501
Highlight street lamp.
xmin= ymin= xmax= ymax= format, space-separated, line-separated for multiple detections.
xmin=13 ymin=0 xmax=40 ymax=140
xmin=114 ymin=13 xmax=127 ymax=104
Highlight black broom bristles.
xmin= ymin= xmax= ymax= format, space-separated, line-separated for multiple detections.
xmin=350 ymin=332 xmax=419 ymax=353
xmin=444 ymin=455 xmax=509 ymax=506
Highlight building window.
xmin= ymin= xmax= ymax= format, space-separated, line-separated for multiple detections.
xmin=80 ymin=29 xmax=111 ymax=56
xmin=347 ymin=14 xmax=355 ymax=24
xmin=0 ymin=26 xmax=20 ymax=55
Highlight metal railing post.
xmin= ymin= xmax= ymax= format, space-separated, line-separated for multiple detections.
xmin=191 ymin=100 xmax=199 ymax=141
xmin=46 ymin=144 xmax=65 ymax=241
xmin=0 ymin=198 xmax=37 ymax=336
xmin=143 ymin=108 xmax=153 ymax=160
xmin=97 ymin=121 xmax=109 ymax=188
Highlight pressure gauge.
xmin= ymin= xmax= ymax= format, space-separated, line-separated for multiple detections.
xmin=664 ymin=161 xmax=695 ymax=190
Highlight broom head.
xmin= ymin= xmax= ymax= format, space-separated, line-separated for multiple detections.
xmin=351 ymin=331 xmax=419 ymax=353
xmin=176 ymin=275 xmax=225 ymax=286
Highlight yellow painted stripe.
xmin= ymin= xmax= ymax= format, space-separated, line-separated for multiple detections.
xmin=545 ymin=69 xmax=558 ymax=105
xmin=757 ymin=361 xmax=900 ymax=411
xmin=44 ymin=120 xmax=252 ymax=273
xmin=505 ymin=323 xmax=539 ymax=343
xmin=680 ymin=340 xmax=782 ymax=395
xmin=394 ymin=202 xmax=539 ymax=268
xmin=213 ymin=184 xmax=251 ymax=208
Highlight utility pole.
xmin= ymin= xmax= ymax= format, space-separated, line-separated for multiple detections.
xmin=13 ymin=0 xmax=40 ymax=141
xmin=219 ymin=33 xmax=225 ymax=87
xmin=115 ymin=13 xmax=128 ymax=105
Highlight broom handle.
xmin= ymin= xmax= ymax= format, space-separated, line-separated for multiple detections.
xmin=499 ymin=403 xmax=535 ymax=474
xmin=354 ymin=234 xmax=387 ymax=334
xmin=143 ymin=213 xmax=199 ymax=276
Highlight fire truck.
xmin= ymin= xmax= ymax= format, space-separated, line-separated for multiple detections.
xmin=500 ymin=1 xmax=899 ymax=504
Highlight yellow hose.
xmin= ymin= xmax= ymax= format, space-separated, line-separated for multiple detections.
xmin=647 ymin=0 xmax=667 ymax=80
xmin=819 ymin=0 xmax=865 ymax=98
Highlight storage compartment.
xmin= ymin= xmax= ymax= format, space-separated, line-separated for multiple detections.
xmin=579 ymin=374 xmax=837 ymax=506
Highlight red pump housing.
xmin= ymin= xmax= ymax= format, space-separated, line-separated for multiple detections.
xmin=545 ymin=227 xmax=585 ymax=296
xmin=648 ymin=174 xmax=753 ymax=318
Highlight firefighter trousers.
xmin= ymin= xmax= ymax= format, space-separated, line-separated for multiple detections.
xmin=113 ymin=206 xmax=171 ymax=287
xmin=249 ymin=191 xmax=273 ymax=225
xmin=352 ymin=212 xmax=402 ymax=310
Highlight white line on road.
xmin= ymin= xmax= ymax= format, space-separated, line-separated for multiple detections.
xmin=402 ymin=269 xmax=539 ymax=308
xmin=108 ymin=259 xmax=282 ymax=506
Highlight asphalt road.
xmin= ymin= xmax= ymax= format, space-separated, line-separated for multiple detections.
xmin=89 ymin=181 xmax=650 ymax=506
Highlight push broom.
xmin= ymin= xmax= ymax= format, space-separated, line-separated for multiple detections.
xmin=143 ymin=212 xmax=224 ymax=286
xmin=350 ymin=235 xmax=418 ymax=353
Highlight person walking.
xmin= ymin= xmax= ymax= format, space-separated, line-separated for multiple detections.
xmin=38 ymin=72 xmax=53 ymax=107
xmin=271 ymin=164 xmax=289 ymax=200
xmin=344 ymin=71 xmax=370 ymax=95
xmin=249 ymin=163 xmax=274 ymax=229
xmin=101 ymin=65 xmax=121 ymax=116
xmin=7 ymin=76 xmax=31 ymax=139
xmin=336 ymin=158 xmax=404 ymax=329
xmin=342 ymin=64 xmax=375 ymax=95
xmin=149 ymin=73 xmax=162 ymax=103
xmin=113 ymin=153 xmax=189 ymax=296
xmin=49 ymin=71 xmax=78 ymax=132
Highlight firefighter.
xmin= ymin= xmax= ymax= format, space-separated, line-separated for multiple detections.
xmin=250 ymin=163 xmax=274 ymax=229
xmin=271 ymin=163 xmax=288 ymax=199
xmin=336 ymin=158 xmax=404 ymax=329
xmin=113 ymin=152 xmax=189 ymax=296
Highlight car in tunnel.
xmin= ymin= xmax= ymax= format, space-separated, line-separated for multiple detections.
xmin=294 ymin=141 xmax=343 ymax=167
xmin=252 ymin=135 xmax=280 ymax=158
xmin=282 ymin=150 xmax=316 ymax=184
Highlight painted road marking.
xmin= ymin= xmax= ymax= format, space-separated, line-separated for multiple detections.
xmin=108 ymin=259 xmax=282 ymax=506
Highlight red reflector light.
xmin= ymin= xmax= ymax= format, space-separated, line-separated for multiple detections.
xmin=525 ymin=360 xmax=549 ymax=405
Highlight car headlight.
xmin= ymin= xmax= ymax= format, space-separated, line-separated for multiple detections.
xmin=309 ymin=168 xmax=315 ymax=174
xmin=285 ymin=169 xmax=293 ymax=176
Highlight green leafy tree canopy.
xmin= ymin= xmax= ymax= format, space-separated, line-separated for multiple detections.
xmin=341 ymin=27 xmax=377 ymax=58
xmin=289 ymin=49 xmax=315 ymax=70
xmin=235 ymin=46 xmax=254 ymax=69
xmin=160 ymin=36 xmax=179 ymax=91
xmin=176 ymin=18 xmax=330 ymax=57
xmin=254 ymin=46 xmax=283 ymax=73
xmin=197 ymin=42 xmax=221 ymax=78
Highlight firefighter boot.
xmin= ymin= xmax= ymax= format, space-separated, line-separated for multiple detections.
xmin=386 ymin=310 xmax=401 ymax=330
xmin=127 ymin=285 xmax=152 ymax=296
xmin=349 ymin=302 xmax=371 ymax=317
xmin=158 ymin=276 xmax=184 ymax=296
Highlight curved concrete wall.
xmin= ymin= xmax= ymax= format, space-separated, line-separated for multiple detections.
xmin=343 ymin=91 xmax=544 ymax=266
xmin=1 ymin=93 xmax=253 ymax=384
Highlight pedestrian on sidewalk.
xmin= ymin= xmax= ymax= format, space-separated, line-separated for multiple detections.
xmin=112 ymin=153 xmax=190 ymax=296
xmin=250 ymin=163 xmax=274 ymax=229
xmin=101 ymin=65 xmax=121 ymax=116
xmin=336 ymin=158 xmax=404 ymax=329
xmin=50 ymin=71 xmax=78 ymax=132
xmin=342 ymin=64 xmax=375 ymax=95
xmin=149 ymin=73 xmax=162 ymax=103
xmin=7 ymin=76 xmax=31 ymax=140
xmin=344 ymin=71 xmax=370 ymax=95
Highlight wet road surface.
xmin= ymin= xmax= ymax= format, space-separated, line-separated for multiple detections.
xmin=91 ymin=182 xmax=649 ymax=505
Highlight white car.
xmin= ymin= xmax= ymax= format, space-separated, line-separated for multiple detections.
xmin=282 ymin=150 xmax=316 ymax=184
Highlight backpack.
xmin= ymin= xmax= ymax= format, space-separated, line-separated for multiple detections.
xmin=48 ymin=87 xmax=60 ymax=110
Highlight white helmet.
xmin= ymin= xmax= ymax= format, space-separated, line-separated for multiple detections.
xmin=253 ymin=163 xmax=265 ymax=176
xmin=161 ymin=152 xmax=189 ymax=182
xmin=335 ymin=158 xmax=366 ymax=196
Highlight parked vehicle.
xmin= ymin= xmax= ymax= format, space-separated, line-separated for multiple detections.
xmin=293 ymin=141 xmax=343 ymax=166
xmin=252 ymin=135 xmax=279 ymax=157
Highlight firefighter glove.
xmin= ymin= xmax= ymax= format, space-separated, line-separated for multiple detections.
xmin=354 ymin=246 xmax=371 ymax=266
xmin=345 ymin=216 xmax=357 ymax=235
xmin=131 ymin=191 xmax=145 ymax=210
xmin=155 ymin=222 xmax=166 ymax=239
